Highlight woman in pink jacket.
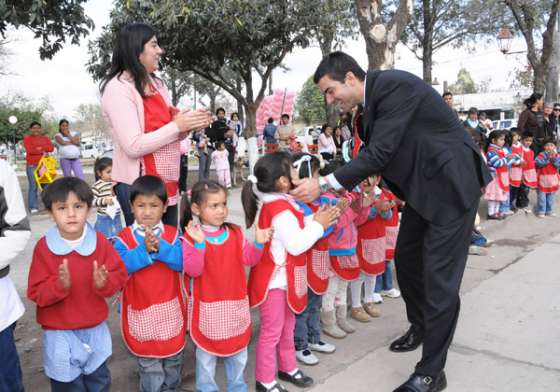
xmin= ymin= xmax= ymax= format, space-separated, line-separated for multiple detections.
xmin=100 ymin=23 xmax=211 ymax=226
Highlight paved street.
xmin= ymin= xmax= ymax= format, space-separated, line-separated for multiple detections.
xmin=10 ymin=181 xmax=560 ymax=392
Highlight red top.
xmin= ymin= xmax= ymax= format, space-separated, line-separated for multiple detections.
xmin=27 ymin=232 xmax=127 ymax=330
xmin=143 ymin=88 xmax=180 ymax=203
xmin=23 ymin=135 xmax=54 ymax=165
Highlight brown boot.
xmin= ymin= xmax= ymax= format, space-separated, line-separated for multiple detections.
xmin=320 ymin=309 xmax=347 ymax=339
xmin=363 ymin=302 xmax=381 ymax=318
xmin=335 ymin=305 xmax=356 ymax=333
xmin=350 ymin=306 xmax=372 ymax=322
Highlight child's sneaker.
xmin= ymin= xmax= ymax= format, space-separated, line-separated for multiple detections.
xmin=381 ymin=288 xmax=401 ymax=298
xmin=296 ymin=349 xmax=319 ymax=366
xmin=363 ymin=302 xmax=381 ymax=318
xmin=546 ymin=212 xmax=557 ymax=217
xmin=372 ymin=292 xmax=383 ymax=304
xmin=350 ymin=306 xmax=371 ymax=322
xmin=309 ymin=341 xmax=336 ymax=353
xmin=537 ymin=214 xmax=545 ymax=218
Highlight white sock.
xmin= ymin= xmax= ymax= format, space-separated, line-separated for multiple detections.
xmin=488 ymin=200 xmax=499 ymax=215
xmin=261 ymin=381 xmax=277 ymax=388
xmin=288 ymin=368 xmax=299 ymax=376
xmin=363 ymin=274 xmax=376 ymax=303
xmin=350 ymin=277 xmax=364 ymax=308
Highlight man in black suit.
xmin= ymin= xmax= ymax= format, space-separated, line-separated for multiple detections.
xmin=291 ymin=52 xmax=491 ymax=392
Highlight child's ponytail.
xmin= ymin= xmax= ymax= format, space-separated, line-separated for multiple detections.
xmin=241 ymin=177 xmax=259 ymax=228
xmin=179 ymin=192 xmax=193 ymax=230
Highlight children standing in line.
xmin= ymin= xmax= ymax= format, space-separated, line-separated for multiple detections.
xmin=509 ymin=128 xmax=524 ymax=212
xmin=242 ymin=152 xmax=338 ymax=392
xmin=27 ymin=177 xmax=128 ymax=391
xmin=535 ymin=140 xmax=560 ymax=218
xmin=211 ymin=141 xmax=231 ymax=189
xmin=351 ymin=175 xmax=388 ymax=322
xmin=484 ymin=130 xmax=514 ymax=220
xmin=290 ymin=153 xmax=337 ymax=366
xmin=92 ymin=157 xmax=122 ymax=240
xmin=517 ymin=132 xmax=538 ymax=213
xmin=180 ymin=180 xmax=272 ymax=392
xmin=373 ymin=188 xmax=402 ymax=304
xmin=113 ymin=175 xmax=188 ymax=392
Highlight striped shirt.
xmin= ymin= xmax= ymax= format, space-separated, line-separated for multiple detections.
xmin=91 ymin=180 xmax=117 ymax=216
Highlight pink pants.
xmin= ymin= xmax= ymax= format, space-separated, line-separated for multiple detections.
xmin=216 ymin=169 xmax=231 ymax=188
xmin=255 ymin=289 xmax=297 ymax=383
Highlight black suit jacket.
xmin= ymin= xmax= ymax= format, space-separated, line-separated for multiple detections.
xmin=334 ymin=70 xmax=492 ymax=224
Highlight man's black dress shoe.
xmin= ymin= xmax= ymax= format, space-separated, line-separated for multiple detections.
xmin=389 ymin=326 xmax=423 ymax=352
xmin=393 ymin=371 xmax=447 ymax=392
xmin=278 ymin=369 xmax=314 ymax=388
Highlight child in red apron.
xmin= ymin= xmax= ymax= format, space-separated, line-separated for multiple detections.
xmin=113 ymin=175 xmax=191 ymax=391
xmin=516 ymin=131 xmax=538 ymax=213
xmin=484 ymin=130 xmax=515 ymax=220
xmin=179 ymin=180 xmax=271 ymax=392
xmin=291 ymin=153 xmax=337 ymax=366
xmin=373 ymin=188 xmax=403 ymax=304
xmin=243 ymin=152 xmax=338 ymax=392
xmin=350 ymin=176 xmax=392 ymax=322
xmin=509 ymin=128 xmax=524 ymax=211
xmin=535 ymin=140 xmax=560 ymax=217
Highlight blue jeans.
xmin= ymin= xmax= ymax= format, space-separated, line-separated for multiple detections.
xmin=94 ymin=214 xmax=123 ymax=240
xmin=195 ymin=347 xmax=247 ymax=392
xmin=375 ymin=261 xmax=394 ymax=292
xmin=26 ymin=164 xmax=38 ymax=210
xmin=0 ymin=323 xmax=24 ymax=392
xmin=114 ymin=183 xmax=134 ymax=226
xmin=50 ymin=361 xmax=110 ymax=392
xmin=499 ymin=192 xmax=511 ymax=213
xmin=294 ymin=289 xmax=322 ymax=351
xmin=537 ymin=191 xmax=556 ymax=215
xmin=198 ymin=149 xmax=211 ymax=181
xmin=137 ymin=351 xmax=184 ymax=392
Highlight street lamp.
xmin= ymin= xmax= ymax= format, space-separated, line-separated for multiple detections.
xmin=497 ymin=26 xmax=513 ymax=54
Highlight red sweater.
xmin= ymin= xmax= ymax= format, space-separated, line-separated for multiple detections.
xmin=23 ymin=135 xmax=54 ymax=165
xmin=27 ymin=232 xmax=128 ymax=330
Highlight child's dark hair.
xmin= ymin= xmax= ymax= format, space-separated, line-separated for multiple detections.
xmin=319 ymin=159 xmax=343 ymax=177
xmin=241 ymin=151 xmax=292 ymax=228
xmin=94 ymin=157 xmax=112 ymax=181
xmin=42 ymin=177 xmax=93 ymax=210
xmin=29 ymin=121 xmax=41 ymax=128
xmin=130 ymin=175 xmax=167 ymax=204
xmin=215 ymin=140 xmax=225 ymax=149
xmin=291 ymin=152 xmax=321 ymax=179
xmin=543 ymin=138 xmax=556 ymax=147
xmin=485 ymin=130 xmax=507 ymax=152
xmin=180 ymin=180 xmax=227 ymax=229
xmin=521 ymin=131 xmax=534 ymax=140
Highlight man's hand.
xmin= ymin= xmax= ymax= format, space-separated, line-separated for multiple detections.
xmin=290 ymin=177 xmax=321 ymax=203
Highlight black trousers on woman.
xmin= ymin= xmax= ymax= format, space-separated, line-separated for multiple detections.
xmin=394 ymin=201 xmax=477 ymax=378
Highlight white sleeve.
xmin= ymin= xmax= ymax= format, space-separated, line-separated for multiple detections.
xmin=0 ymin=161 xmax=31 ymax=270
xmin=272 ymin=210 xmax=324 ymax=256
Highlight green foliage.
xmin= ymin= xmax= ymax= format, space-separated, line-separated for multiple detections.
xmin=448 ymin=68 xmax=477 ymax=95
xmin=0 ymin=0 xmax=94 ymax=59
xmin=296 ymin=77 xmax=326 ymax=125
xmin=0 ymin=95 xmax=55 ymax=143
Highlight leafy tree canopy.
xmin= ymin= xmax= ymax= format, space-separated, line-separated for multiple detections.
xmin=296 ymin=77 xmax=326 ymax=125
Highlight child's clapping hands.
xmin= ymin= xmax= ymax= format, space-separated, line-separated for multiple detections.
xmin=144 ymin=226 xmax=160 ymax=253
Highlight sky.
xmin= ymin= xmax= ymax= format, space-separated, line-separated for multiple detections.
xmin=0 ymin=0 xmax=531 ymax=121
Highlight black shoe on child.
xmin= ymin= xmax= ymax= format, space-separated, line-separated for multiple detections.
xmin=278 ymin=369 xmax=314 ymax=388
xmin=256 ymin=381 xmax=289 ymax=392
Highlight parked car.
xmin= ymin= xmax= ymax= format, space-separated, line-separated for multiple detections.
xmin=81 ymin=142 xmax=100 ymax=159
xmin=492 ymin=119 xmax=517 ymax=130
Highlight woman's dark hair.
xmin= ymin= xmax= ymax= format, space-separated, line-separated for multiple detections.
xmin=100 ymin=23 xmax=159 ymax=98
xmin=94 ymin=157 xmax=113 ymax=181
xmin=314 ymin=51 xmax=366 ymax=84
xmin=180 ymin=180 xmax=227 ymax=229
xmin=281 ymin=113 xmax=290 ymax=120
xmin=334 ymin=126 xmax=342 ymax=134
xmin=291 ymin=152 xmax=321 ymax=179
xmin=130 ymin=175 xmax=167 ymax=204
xmin=42 ymin=177 xmax=93 ymax=211
xmin=321 ymin=123 xmax=332 ymax=133
xmin=29 ymin=121 xmax=41 ymax=129
xmin=485 ymin=130 xmax=507 ymax=152
xmin=523 ymin=93 xmax=543 ymax=109
xmin=231 ymin=112 xmax=239 ymax=120
xmin=58 ymin=119 xmax=69 ymax=131
xmin=241 ymin=151 xmax=292 ymax=228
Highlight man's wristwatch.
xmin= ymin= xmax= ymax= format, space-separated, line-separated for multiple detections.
xmin=319 ymin=176 xmax=332 ymax=193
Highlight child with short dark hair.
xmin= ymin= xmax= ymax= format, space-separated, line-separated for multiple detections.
xmin=27 ymin=177 xmax=128 ymax=391
xmin=535 ymin=139 xmax=560 ymax=217
xmin=509 ymin=128 xmax=524 ymax=211
xmin=92 ymin=157 xmax=122 ymax=240
xmin=113 ymin=175 xmax=189 ymax=391
xmin=180 ymin=180 xmax=271 ymax=391
xmin=516 ymin=131 xmax=538 ymax=213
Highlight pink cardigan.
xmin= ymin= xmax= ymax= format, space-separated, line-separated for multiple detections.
xmin=101 ymin=72 xmax=181 ymax=185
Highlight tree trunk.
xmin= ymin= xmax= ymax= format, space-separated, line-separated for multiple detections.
xmin=545 ymin=14 xmax=560 ymax=102
xmin=422 ymin=42 xmax=433 ymax=84
xmin=355 ymin=0 xmax=412 ymax=70
xmin=244 ymin=103 xmax=258 ymax=139
xmin=421 ymin=0 xmax=433 ymax=84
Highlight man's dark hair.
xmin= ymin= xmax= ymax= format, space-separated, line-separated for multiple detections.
xmin=442 ymin=91 xmax=453 ymax=98
xmin=313 ymin=51 xmax=366 ymax=84
xmin=216 ymin=107 xmax=226 ymax=115
xmin=130 ymin=175 xmax=167 ymax=204
xmin=29 ymin=121 xmax=42 ymax=129
xmin=42 ymin=177 xmax=93 ymax=211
